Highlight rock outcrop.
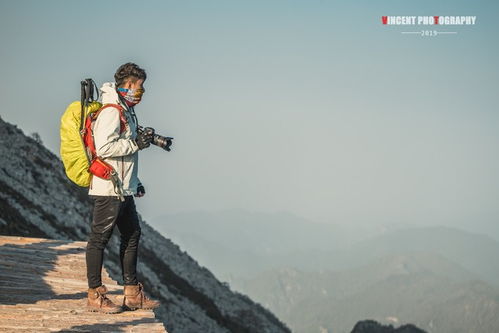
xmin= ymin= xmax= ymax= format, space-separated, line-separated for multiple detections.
xmin=351 ymin=320 xmax=427 ymax=333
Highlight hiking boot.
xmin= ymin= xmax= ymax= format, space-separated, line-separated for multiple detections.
xmin=87 ymin=284 xmax=123 ymax=314
xmin=123 ymin=282 xmax=160 ymax=310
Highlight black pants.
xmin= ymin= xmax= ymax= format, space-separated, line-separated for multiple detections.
xmin=86 ymin=195 xmax=141 ymax=289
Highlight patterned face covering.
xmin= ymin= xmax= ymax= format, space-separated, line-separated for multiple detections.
xmin=117 ymin=87 xmax=144 ymax=106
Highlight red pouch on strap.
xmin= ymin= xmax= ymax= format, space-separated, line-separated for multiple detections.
xmin=88 ymin=157 xmax=115 ymax=180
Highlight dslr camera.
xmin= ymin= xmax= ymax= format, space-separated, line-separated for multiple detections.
xmin=137 ymin=125 xmax=174 ymax=151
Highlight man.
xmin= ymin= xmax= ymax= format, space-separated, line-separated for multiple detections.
xmin=85 ymin=62 xmax=160 ymax=313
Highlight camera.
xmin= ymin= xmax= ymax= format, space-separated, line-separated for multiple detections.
xmin=137 ymin=125 xmax=174 ymax=151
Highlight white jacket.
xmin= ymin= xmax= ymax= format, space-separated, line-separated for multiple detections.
xmin=88 ymin=82 xmax=141 ymax=197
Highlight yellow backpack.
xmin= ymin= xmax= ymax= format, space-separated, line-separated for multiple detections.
xmin=59 ymin=79 xmax=102 ymax=187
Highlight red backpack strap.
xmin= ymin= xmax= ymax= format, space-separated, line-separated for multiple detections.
xmin=97 ymin=103 xmax=127 ymax=133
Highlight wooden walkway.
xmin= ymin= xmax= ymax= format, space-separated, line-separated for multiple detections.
xmin=0 ymin=236 xmax=167 ymax=332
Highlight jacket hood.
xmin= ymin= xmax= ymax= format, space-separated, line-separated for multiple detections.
xmin=100 ymin=82 xmax=125 ymax=106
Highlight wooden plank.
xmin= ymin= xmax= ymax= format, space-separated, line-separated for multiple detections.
xmin=0 ymin=235 xmax=167 ymax=332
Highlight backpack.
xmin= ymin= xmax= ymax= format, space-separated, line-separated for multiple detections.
xmin=60 ymin=79 xmax=127 ymax=190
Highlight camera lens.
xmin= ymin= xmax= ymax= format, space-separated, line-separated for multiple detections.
xmin=152 ymin=134 xmax=173 ymax=151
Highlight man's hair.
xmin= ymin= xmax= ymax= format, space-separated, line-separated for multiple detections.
xmin=114 ymin=62 xmax=147 ymax=88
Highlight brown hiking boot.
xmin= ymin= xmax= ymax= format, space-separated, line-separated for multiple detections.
xmin=123 ymin=282 xmax=160 ymax=310
xmin=87 ymin=284 xmax=123 ymax=314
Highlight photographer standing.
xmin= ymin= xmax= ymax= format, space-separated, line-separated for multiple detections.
xmin=85 ymin=63 xmax=160 ymax=313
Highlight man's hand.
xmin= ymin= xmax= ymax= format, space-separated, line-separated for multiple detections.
xmin=135 ymin=127 xmax=155 ymax=150
xmin=135 ymin=183 xmax=146 ymax=197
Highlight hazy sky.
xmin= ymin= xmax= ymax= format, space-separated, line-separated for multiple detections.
xmin=1 ymin=0 xmax=497 ymax=231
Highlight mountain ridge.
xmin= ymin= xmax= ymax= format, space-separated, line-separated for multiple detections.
xmin=0 ymin=115 xmax=290 ymax=333
xmin=232 ymin=252 xmax=499 ymax=333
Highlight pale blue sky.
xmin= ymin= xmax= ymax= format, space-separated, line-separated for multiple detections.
xmin=1 ymin=0 xmax=498 ymax=233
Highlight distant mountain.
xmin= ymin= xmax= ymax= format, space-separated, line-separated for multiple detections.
xmin=152 ymin=210 xmax=499 ymax=292
xmin=342 ymin=226 xmax=499 ymax=289
xmin=450 ymin=218 xmax=499 ymax=243
xmin=152 ymin=210 xmax=382 ymax=279
xmin=232 ymin=253 xmax=499 ymax=333
xmin=152 ymin=209 xmax=499 ymax=332
xmin=153 ymin=209 xmax=353 ymax=253
xmin=0 ymin=116 xmax=290 ymax=333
